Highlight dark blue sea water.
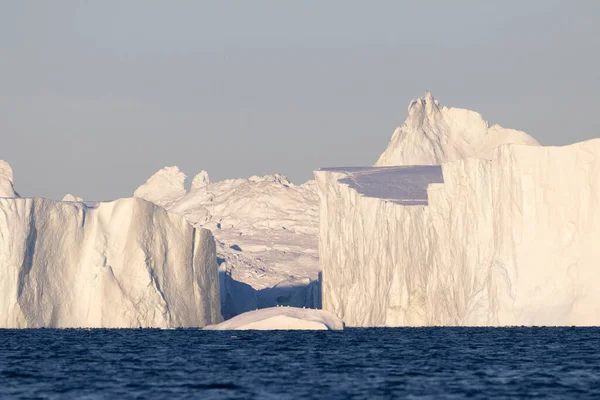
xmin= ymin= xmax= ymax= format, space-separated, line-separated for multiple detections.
xmin=1 ymin=328 xmax=599 ymax=399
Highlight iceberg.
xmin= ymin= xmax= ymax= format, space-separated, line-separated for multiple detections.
xmin=0 ymin=190 xmax=221 ymax=328
xmin=317 ymin=93 xmax=600 ymax=326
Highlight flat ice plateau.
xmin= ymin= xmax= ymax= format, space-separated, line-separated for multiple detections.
xmin=318 ymin=94 xmax=600 ymax=327
xmin=204 ymin=307 xmax=344 ymax=330
xmin=0 ymin=194 xmax=221 ymax=328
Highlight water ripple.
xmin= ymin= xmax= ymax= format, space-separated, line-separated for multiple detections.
xmin=1 ymin=328 xmax=600 ymax=399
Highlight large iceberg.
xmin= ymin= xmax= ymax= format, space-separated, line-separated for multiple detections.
xmin=0 ymin=180 xmax=221 ymax=328
xmin=317 ymin=106 xmax=600 ymax=326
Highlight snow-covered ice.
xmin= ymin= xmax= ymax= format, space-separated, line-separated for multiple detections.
xmin=324 ymin=166 xmax=443 ymax=205
xmin=134 ymin=168 xmax=321 ymax=318
xmin=0 ymin=189 xmax=221 ymax=328
xmin=204 ymin=307 xmax=344 ymax=330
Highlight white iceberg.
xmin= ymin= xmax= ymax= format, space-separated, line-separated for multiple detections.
xmin=317 ymin=95 xmax=600 ymax=326
xmin=0 ymin=185 xmax=221 ymax=328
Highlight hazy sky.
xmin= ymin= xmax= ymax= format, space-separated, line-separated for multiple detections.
xmin=1 ymin=1 xmax=599 ymax=200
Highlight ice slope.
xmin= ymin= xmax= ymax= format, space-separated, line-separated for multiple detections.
xmin=134 ymin=169 xmax=321 ymax=317
xmin=375 ymin=92 xmax=540 ymax=166
xmin=204 ymin=307 xmax=344 ymax=330
xmin=0 ymin=160 xmax=19 ymax=198
xmin=317 ymin=139 xmax=600 ymax=326
xmin=0 ymin=196 xmax=221 ymax=328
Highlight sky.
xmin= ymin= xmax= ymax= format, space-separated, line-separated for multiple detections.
xmin=1 ymin=1 xmax=599 ymax=200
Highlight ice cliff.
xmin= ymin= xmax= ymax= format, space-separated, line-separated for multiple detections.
xmin=317 ymin=134 xmax=600 ymax=326
xmin=375 ymin=92 xmax=540 ymax=166
xmin=0 ymin=176 xmax=221 ymax=328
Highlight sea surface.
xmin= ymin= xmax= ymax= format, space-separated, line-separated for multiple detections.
xmin=1 ymin=327 xmax=599 ymax=399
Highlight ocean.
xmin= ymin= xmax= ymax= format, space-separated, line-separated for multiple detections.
xmin=1 ymin=327 xmax=599 ymax=399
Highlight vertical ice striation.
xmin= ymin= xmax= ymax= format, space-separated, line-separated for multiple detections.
xmin=315 ymin=166 xmax=440 ymax=326
xmin=317 ymin=139 xmax=600 ymax=326
xmin=0 ymin=197 xmax=221 ymax=328
xmin=490 ymin=140 xmax=600 ymax=326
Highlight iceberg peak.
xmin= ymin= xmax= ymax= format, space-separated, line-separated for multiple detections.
xmin=134 ymin=166 xmax=187 ymax=208
xmin=0 ymin=160 xmax=19 ymax=198
xmin=62 ymin=194 xmax=83 ymax=202
xmin=406 ymin=91 xmax=442 ymax=130
xmin=375 ymin=93 xmax=539 ymax=166
xmin=191 ymin=170 xmax=211 ymax=190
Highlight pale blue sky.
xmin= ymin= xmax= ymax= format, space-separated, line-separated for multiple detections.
xmin=1 ymin=1 xmax=599 ymax=200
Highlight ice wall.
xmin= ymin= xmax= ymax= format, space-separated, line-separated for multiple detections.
xmin=0 ymin=197 xmax=221 ymax=328
xmin=317 ymin=139 xmax=600 ymax=326
xmin=490 ymin=140 xmax=600 ymax=326
xmin=315 ymin=166 xmax=442 ymax=326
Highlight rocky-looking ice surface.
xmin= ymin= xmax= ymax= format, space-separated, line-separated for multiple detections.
xmin=134 ymin=168 xmax=321 ymax=318
xmin=0 ymin=194 xmax=221 ymax=328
